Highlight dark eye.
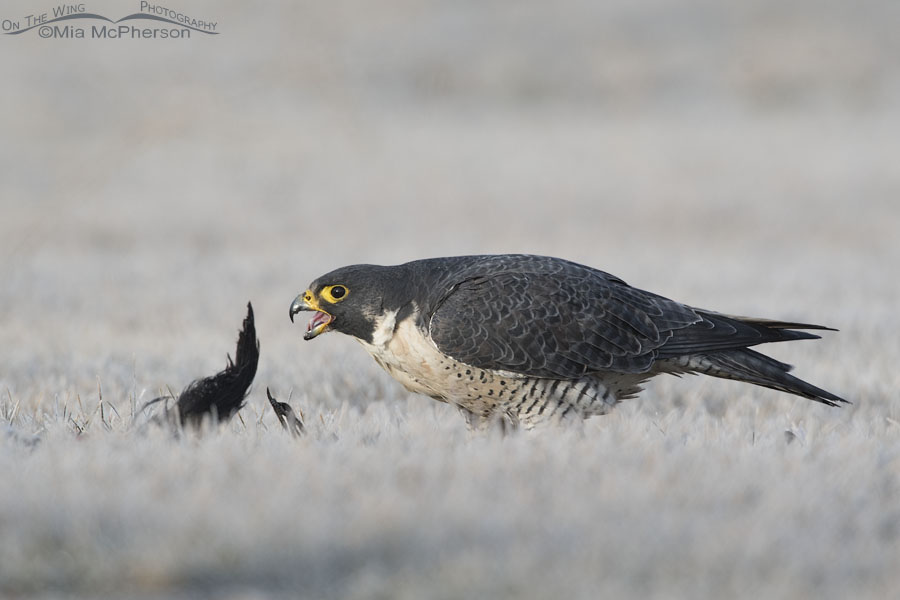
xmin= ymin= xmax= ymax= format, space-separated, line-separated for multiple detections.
xmin=330 ymin=285 xmax=346 ymax=299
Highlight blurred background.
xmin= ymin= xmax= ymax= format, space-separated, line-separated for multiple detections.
xmin=1 ymin=0 xmax=898 ymax=408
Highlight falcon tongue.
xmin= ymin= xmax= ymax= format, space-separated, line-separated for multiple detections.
xmin=304 ymin=311 xmax=333 ymax=340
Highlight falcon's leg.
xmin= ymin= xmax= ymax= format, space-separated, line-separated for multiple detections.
xmin=458 ymin=406 xmax=519 ymax=435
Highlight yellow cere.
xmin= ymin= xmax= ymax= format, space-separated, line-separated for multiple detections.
xmin=302 ymin=290 xmax=323 ymax=312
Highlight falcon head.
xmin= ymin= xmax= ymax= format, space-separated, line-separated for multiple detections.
xmin=290 ymin=264 xmax=410 ymax=343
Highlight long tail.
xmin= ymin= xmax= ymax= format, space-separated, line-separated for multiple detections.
xmin=693 ymin=348 xmax=848 ymax=407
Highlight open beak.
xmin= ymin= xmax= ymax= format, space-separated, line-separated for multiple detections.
xmin=290 ymin=291 xmax=334 ymax=340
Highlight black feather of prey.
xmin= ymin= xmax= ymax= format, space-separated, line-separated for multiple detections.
xmin=145 ymin=302 xmax=259 ymax=428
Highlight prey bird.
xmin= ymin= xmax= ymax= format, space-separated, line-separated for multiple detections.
xmin=290 ymin=255 xmax=846 ymax=429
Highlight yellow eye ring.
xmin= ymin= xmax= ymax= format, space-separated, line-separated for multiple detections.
xmin=321 ymin=284 xmax=348 ymax=303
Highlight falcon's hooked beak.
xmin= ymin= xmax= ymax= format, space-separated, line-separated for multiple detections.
xmin=290 ymin=291 xmax=334 ymax=341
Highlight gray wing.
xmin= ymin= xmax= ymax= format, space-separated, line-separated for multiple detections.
xmin=427 ymin=267 xmax=828 ymax=379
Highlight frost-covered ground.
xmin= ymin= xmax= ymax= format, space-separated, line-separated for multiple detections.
xmin=2 ymin=1 xmax=899 ymax=598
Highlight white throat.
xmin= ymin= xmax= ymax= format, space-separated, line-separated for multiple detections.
xmin=370 ymin=308 xmax=399 ymax=347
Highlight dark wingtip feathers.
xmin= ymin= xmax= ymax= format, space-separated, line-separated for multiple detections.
xmin=737 ymin=317 xmax=838 ymax=333
xmin=660 ymin=312 xmax=840 ymax=358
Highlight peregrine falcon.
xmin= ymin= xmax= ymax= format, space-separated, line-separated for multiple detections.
xmin=290 ymin=254 xmax=846 ymax=429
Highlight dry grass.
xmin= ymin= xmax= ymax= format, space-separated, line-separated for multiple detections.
xmin=2 ymin=1 xmax=900 ymax=598
xmin=2 ymin=378 xmax=899 ymax=599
